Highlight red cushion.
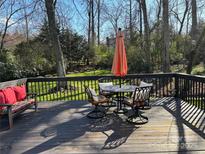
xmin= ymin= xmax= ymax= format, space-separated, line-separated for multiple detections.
xmin=0 ymin=91 xmax=5 ymax=110
xmin=13 ymin=85 xmax=26 ymax=101
xmin=2 ymin=87 xmax=17 ymax=104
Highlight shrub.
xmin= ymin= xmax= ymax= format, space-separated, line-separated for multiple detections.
xmin=0 ymin=63 xmax=22 ymax=81
xmin=191 ymin=64 xmax=205 ymax=75
xmin=127 ymin=45 xmax=150 ymax=73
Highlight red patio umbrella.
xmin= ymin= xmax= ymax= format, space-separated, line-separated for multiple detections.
xmin=111 ymin=28 xmax=128 ymax=114
xmin=112 ymin=28 xmax=128 ymax=77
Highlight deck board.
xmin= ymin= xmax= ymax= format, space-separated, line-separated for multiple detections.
xmin=0 ymin=97 xmax=204 ymax=154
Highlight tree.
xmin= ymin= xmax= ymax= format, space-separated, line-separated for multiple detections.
xmin=103 ymin=0 xmax=124 ymax=35
xmin=174 ymin=0 xmax=189 ymax=35
xmin=162 ymin=0 xmax=170 ymax=72
xmin=186 ymin=0 xmax=197 ymax=74
xmin=0 ymin=0 xmax=24 ymax=52
xmin=45 ymin=0 xmax=66 ymax=77
xmin=97 ymin=0 xmax=100 ymax=45
xmin=129 ymin=0 xmax=133 ymax=41
xmin=91 ymin=0 xmax=95 ymax=47
xmin=141 ymin=0 xmax=151 ymax=72
xmin=138 ymin=0 xmax=143 ymax=38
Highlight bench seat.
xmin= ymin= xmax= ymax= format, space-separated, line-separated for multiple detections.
xmin=0 ymin=79 xmax=38 ymax=129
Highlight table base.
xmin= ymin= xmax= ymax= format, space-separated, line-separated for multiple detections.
xmin=114 ymin=108 xmax=128 ymax=114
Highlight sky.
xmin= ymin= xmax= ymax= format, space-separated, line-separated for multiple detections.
xmin=1 ymin=0 xmax=205 ymax=41
xmin=64 ymin=0 xmax=205 ymax=40
xmin=0 ymin=0 xmax=179 ymax=39
xmin=63 ymin=0 xmax=142 ymax=41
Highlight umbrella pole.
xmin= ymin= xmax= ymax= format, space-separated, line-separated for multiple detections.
xmin=114 ymin=77 xmax=128 ymax=114
xmin=119 ymin=77 xmax=122 ymax=111
xmin=119 ymin=77 xmax=121 ymax=88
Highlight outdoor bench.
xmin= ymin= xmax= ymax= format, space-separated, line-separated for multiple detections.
xmin=0 ymin=79 xmax=37 ymax=129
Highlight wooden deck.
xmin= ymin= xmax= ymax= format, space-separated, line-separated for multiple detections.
xmin=0 ymin=97 xmax=204 ymax=154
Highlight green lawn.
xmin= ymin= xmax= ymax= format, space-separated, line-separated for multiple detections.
xmin=66 ymin=69 xmax=111 ymax=77
xmin=28 ymin=70 xmax=112 ymax=101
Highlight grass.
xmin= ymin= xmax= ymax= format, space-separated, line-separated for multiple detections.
xmin=28 ymin=69 xmax=112 ymax=101
xmin=66 ymin=70 xmax=111 ymax=77
xmin=191 ymin=63 xmax=205 ymax=75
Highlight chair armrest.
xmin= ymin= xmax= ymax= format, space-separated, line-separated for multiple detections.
xmin=0 ymin=103 xmax=13 ymax=107
xmin=0 ymin=104 xmax=13 ymax=113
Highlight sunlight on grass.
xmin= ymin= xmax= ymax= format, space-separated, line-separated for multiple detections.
xmin=28 ymin=70 xmax=112 ymax=101
xmin=191 ymin=63 xmax=205 ymax=75
xmin=66 ymin=70 xmax=111 ymax=77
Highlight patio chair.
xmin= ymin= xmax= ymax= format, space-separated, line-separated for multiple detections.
xmin=84 ymin=86 xmax=110 ymax=119
xmin=139 ymin=81 xmax=153 ymax=110
xmin=124 ymin=86 xmax=151 ymax=124
xmin=98 ymin=78 xmax=116 ymax=107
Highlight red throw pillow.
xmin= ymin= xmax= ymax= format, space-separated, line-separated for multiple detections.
xmin=2 ymin=87 xmax=17 ymax=104
xmin=13 ymin=85 xmax=26 ymax=101
xmin=0 ymin=91 xmax=5 ymax=110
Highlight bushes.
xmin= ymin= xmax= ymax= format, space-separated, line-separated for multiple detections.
xmin=0 ymin=63 xmax=21 ymax=81
xmin=0 ymin=49 xmax=22 ymax=81
xmin=14 ymin=41 xmax=55 ymax=76
xmin=95 ymin=45 xmax=114 ymax=69
xmin=127 ymin=45 xmax=150 ymax=73
xmin=191 ymin=63 xmax=205 ymax=75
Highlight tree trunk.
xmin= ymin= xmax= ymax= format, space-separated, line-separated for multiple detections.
xmin=156 ymin=0 xmax=161 ymax=70
xmin=0 ymin=17 xmax=9 ymax=52
xmin=138 ymin=0 xmax=142 ymax=38
xmin=141 ymin=0 xmax=151 ymax=72
xmin=91 ymin=0 xmax=95 ymax=47
xmin=162 ymin=0 xmax=170 ymax=72
xmin=129 ymin=0 xmax=133 ymax=42
xmin=186 ymin=0 xmax=197 ymax=74
xmin=97 ymin=0 xmax=100 ymax=45
xmin=87 ymin=0 xmax=91 ymax=65
xmin=23 ymin=0 xmax=29 ymax=42
xmin=178 ymin=0 xmax=189 ymax=35
xmin=45 ymin=0 xmax=66 ymax=77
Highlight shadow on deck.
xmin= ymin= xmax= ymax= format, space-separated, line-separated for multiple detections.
xmin=0 ymin=97 xmax=204 ymax=154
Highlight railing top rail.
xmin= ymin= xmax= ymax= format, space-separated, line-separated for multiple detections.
xmin=176 ymin=73 xmax=205 ymax=82
xmin=27 ymin=73 xmax=176 ymax=82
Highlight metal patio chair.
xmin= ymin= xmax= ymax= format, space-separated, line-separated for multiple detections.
xmin=85 ymin=86 xmax=110 ymax=119
xmin=139 ymin=81 xmax=153 ymax=109
xmin=124 ymin=86 xmax=151 ymax=124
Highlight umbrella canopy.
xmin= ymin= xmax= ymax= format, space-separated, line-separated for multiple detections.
xmin=111 ymin=29 xmax=128 ymax=77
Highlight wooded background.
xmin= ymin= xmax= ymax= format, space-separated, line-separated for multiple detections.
xmin=0 ymin=0 xmax=205 ymax=81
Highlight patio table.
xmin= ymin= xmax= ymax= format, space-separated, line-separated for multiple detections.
xmin=100 ymin=85 xmax=137 ymax=114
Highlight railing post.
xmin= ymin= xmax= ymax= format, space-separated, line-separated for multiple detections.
xmin=175 ymin=74 xmax=179 ymax=98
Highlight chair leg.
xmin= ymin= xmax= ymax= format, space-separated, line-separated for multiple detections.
xmin=7 ymin=106 xmax=13 ymax=129
xmin=127 ymin=107 xmax=148 ymax=125
xmin=34 ymin=101 xmax=38 ymax=112
xmin=87 ymin=105 xmax=105 ymax=119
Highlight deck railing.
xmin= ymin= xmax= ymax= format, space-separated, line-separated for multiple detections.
xmin=176 ymin=73 xmax=205 ymax=109
xmin=26 ymin=73 xmax=176 ymax=102
xmin=0 ymin=73 xmax=202 ymax=109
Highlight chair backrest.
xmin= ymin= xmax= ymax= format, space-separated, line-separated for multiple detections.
xmin=139 ymin=81 xmax=153 ymax=99
xmin=84 ymin=86 xmax=98 ymax=103
xmin=132 ymin=86 xmax=151 ymax=106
